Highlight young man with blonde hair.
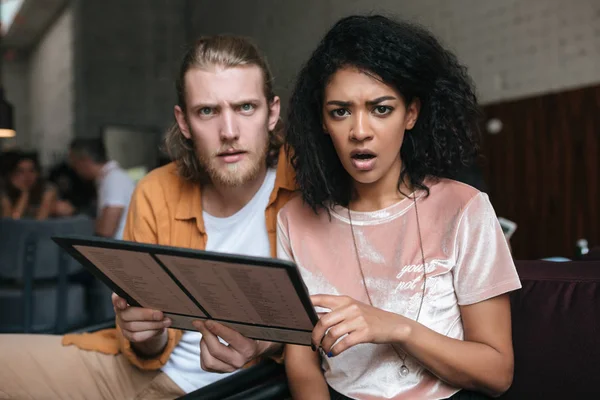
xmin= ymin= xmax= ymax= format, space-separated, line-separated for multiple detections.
xmin=0 ymin=35 xmax=294 ymax=399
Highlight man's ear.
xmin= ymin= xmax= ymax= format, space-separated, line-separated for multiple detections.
xmin=175 ymin=105 xmax=191 ymax=139
xmin=268 ymin=96 xmax=281 ymax=132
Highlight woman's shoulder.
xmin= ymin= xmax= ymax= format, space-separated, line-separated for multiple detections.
xmin=278 ymin=194 xmax=330 ymax=231
xmin=279 ymin=194 xmax=316 ymax=220
xmin=425 ymin=177 xmax=486 ymax=208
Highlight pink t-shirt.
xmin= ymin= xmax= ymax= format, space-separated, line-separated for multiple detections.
xmin=277 ymin=179 xmax=521 ymax=400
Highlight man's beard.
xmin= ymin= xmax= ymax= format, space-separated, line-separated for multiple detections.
xmin=196 ymin=138 xmax=269 ymax=187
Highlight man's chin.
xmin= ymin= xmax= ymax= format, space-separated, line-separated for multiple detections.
xmin=199 ymin=150 xmax=266 ymax=187
xmin=209 ymin=167 xmax=260 ymax=187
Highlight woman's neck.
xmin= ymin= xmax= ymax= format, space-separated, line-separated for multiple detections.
xmin=349 ymin=161 xmax=411 ymax=212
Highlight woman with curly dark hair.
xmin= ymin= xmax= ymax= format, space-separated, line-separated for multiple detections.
xmin=277 ymin=15 xmax=520 ymax=400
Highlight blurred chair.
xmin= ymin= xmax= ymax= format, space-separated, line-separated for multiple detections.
xmin=0 ymin=216 xmax=94 ymax=333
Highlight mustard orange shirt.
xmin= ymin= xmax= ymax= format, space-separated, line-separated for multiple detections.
xmin=63 ymin=149 xmax=296 ymax=370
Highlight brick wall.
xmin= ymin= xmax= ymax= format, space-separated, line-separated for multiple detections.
xmin=5 ymin=0 xmax=599 ymax=160
xmin=28 ymin=7 xmax=73 ymax=167
xmin=189 ymin=0 xmax=600 ymax=104
xmin=73 ymin=0 xmax=186 ymax=141
xmin=1 ymin=57 xmax=30 ymax=150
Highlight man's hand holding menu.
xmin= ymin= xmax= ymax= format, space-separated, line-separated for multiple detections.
xmin=53 ymin=236 xmax=318 ymax=368
xmin=193 ymin=320 xmax=281 ymax=373
xmin=112 ymin=293 xmax=172 ymax=358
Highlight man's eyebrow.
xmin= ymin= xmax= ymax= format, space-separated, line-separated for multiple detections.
xmin=232 ymin=98 xmax=261 ymax=106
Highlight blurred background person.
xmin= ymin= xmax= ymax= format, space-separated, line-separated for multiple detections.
xmin=48 ymin=157 xmax=97 ymax=218
xmin=68 ymin=138 xmax=134 ymax=239
xmin=1 ymin=151 xmax=56 ymax=220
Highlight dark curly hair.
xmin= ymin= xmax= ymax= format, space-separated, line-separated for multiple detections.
xmin=287 ymin=15 xmax=481 ymax=211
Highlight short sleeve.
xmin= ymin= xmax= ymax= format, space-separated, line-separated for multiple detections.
xmin=453 ymin=193 xmax=521 ymax=305
xmin=100 ymin=173 xmax=134 ymax=208
xmin=276 ymin=210 xmax=295 ymax=262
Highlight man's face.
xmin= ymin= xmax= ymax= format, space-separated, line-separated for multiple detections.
xmin=69 ymin=152 xmax=96 ymax=181
xmin=175 ymin=65 xmax=280 ymax=187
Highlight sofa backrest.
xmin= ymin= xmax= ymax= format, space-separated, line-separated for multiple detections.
xmin=0 ymin=216 xmax=94 ymax=280
xmin=502 ymin=260 xmax=600 ymax=398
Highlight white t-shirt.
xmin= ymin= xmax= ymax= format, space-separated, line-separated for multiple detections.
xmin=161 ymin=168 xmax=277 ymax=393
xmin=96 ymin=161 xmax=135 ymax=239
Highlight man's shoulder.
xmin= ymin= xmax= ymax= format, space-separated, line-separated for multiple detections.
xmin=130 ymin=162 xmax=189 ymax=212
xmin=136 ymin=162 xmax=183 ymax=193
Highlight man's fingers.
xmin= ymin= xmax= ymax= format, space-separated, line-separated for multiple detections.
xmin=111 ymin=294 xmax=162 ymax=322
xmin=195 ymin=321 xmax=249 ymax=369
xmin=121 ymin=328 xmax=165 ymax=343
xmin=116 ymin=308 xmax=168 ymax=342
xmin=119 ymin=319 xmax=171 ymax=333
xmin=198 ymin=320 xmax=257 ymax=360
xmin=199 ymin=339 xmax=237 ymax=373
xmin=192 ymin=320 xmax=207 ymax=334
xmin=205 ymin=322 xmax=253 ymax=356
xmin=119 ymin=306 xmax=163 ymax=323
xmin=111 ymin=293 xmax=127 ymax=310
xmin=198 ymin=324 xmax=243 ymax=365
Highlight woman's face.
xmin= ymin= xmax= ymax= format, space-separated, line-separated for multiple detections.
xmin=10 ymin=159 xmax=39 ymax=191
xmin=322 ymin=67 xmax=419 ymax=189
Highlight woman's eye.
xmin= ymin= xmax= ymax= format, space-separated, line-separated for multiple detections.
xmin=332 ymin=109 xmax=350 ymax=117
xmin=374 ymin=106 xmax=392 ymax=115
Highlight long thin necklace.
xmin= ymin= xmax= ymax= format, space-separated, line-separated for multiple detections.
xmin=348 ymin=193 xmax=427 ymax=377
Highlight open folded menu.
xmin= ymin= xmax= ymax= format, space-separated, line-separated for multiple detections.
xmin=52 ymin=235 xmax=318 ymax=345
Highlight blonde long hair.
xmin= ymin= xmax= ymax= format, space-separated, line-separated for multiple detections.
xmin=164 ymin=35 xmax=283 ymax=182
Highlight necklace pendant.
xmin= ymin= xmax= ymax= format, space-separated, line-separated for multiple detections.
xmin=399 ymin=364 xmax=410 ymax=377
